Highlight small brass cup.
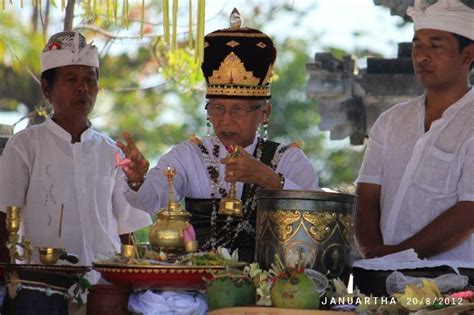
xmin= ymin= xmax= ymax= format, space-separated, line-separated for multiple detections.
xmin=38 ymin=247 xmax=64 ymax=265
xmin=6 ymin=206 xmax=21 ymax=233
xmin=184 ymin=240 xmax=198 ymax=253
xmin=121 ymin=244 xmax=137 ymax=259
xmin=6 ymin=206 xmax=21 ymax=219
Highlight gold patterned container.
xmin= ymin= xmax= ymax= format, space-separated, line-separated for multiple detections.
xmin=255 ymin=189 xmax=356 ymax=282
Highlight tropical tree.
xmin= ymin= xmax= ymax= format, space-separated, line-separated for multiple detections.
xmin=0 ymin=0 xmax=366 ymax=188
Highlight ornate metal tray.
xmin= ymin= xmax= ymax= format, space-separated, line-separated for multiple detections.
xmin=0 ymin=263 xmax=90 ymax=274
xmin=92 ymin=261 xmax=242 ymax=290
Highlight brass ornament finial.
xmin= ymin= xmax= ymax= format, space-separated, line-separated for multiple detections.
xmin=5 ymin=206 xmax=32 ymax=264
xmin=289 ymin=140 xmax=303 ymax=149
xmin=230 ymin=8 xmax=242 ymax=29
xmin=188 ymin=134 xmax=202 ymax=145
xmin=164 ymin=165 xmax=177 ymax=181
xmin=164 ymin=166 xmax=178 ymax=210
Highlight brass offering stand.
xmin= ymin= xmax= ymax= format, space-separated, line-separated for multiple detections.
xmin=5 ymin=206 xmax=32 ymax=264
xmin=219 ymin=146 xmax=243 ymax=217
xmin=148 ymin=167 xmax=195 ymax=257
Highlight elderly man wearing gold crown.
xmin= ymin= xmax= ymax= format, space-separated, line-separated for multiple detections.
xmin=0 ymin=31 xmax=152 ymax=284
xmin=355 ymin=0 xmax=474 ymax=266
xmin=119 ymin=11 xmax=319 ymax=262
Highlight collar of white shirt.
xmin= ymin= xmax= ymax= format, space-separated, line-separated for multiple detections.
xmin=45 ymin=116 xmax=94 ymax=143
xmin=420 ymin=88 xmax=474 ymax=123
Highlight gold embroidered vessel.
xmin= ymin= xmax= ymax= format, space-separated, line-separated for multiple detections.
xmin=255 ymin=189 xmax=356 ymax=282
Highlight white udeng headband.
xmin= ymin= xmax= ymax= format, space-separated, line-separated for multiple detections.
xmin=407 ymin=0 xmax=474 ymax=40
xmin=40 ymin=32 xmax=99 ymax=73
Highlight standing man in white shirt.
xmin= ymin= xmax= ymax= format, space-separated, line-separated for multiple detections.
xmin=118 ymin=11 xmax=319 ymax=262
xmin=0 ymin=31 xmax=152 ymax=281
xmin=355 ymin=0 xmax=474 ymax=266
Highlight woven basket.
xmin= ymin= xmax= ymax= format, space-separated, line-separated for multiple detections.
xmin=86 ymin=284 xmax=131 ymax=315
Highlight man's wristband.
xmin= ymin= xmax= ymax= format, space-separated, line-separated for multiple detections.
xmin=278 ymin=173 xmax=285 ymax=189
xmin=127 ymin=176 xmax=145 ymax=190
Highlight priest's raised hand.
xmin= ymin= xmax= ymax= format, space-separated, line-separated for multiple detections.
xmin=117 ymin=131 xmax=150 ymax=191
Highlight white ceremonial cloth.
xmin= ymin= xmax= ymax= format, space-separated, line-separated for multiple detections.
xmin=41 ymin=31 xmax=99 ymax=73
xmin=128 ymin=290 xmax=207 ymax=315
xmin=0 ymin=118 xmax=152 ymax=282
xmin=357 ymin=88 xmax=474 ymax=267
xmin=124 ymin=136 xmax=319 ymax=214
xmin=407 ymin=0 xmax=474 ymax=40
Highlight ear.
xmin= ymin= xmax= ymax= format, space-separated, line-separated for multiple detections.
xmin=262 ymin=102 xmax=272 ymax=122
xmin=41 ymin=79 xmax=52 ymax=103
xmin=462 ymin=43 xmax=474 ymax=69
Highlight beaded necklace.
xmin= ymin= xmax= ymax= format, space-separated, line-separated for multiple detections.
xmin=193 ymin=139 xmax=226 ymax=248
xmin=228 ymin=140 xmax=289 ymax=249
xmin=192 ymin=136 xmax=264 ymax=249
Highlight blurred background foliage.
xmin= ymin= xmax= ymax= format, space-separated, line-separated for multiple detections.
xmin=0 ymin=0 xmax=373 ymax=192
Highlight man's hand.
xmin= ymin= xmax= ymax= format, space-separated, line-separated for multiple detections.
xmin=355 ymin=183 xmax=386 ymax=257
xmin=220 ymin=146 xmax=281 ymax=188
xmin=359 ymin=244 xmax=401 ymax=259
xmin=116 ymin=131 xmax=149 ymax=184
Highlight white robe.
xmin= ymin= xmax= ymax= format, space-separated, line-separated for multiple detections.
xmin=124 ymin=136 xmax=319 ymax=214
xmin=357 ymin=88 xmax=474 ymax=266
xmin=0 ymin=118 xmax=152 ymax=282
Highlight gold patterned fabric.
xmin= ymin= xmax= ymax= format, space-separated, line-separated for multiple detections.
xmin=201 ymin=26 xmax=276 ymax=99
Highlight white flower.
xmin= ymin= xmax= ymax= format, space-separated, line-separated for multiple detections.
xmin=286 ymin=249 xmax=300 ymax=268
xmin=247 ymin=263 xmax=262 ymax=278
xmin=216 ymin=247 xmax=238 ymax=261
xmin=231 ymin=248 xmax=239 ymax=261
xmin=217 ymin=247 xmax=231 ymax=260
xmin=256 ymin=280 xmax=273 ymax=306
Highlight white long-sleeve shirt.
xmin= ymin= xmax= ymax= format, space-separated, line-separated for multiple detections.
xmin=0 ymin=118 xmax=152 ymax=282
xmin=357 ymin=88 xmax=474 ymax=266
xmin=124 ymin=136 xmax=319 ymax=214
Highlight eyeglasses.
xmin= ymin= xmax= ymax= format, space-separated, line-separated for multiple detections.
xmin=205 ymin=102 xmax=264 ymax=119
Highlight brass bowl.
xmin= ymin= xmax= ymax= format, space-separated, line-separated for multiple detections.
xmin=38 ymin=247 xmax=65 ymax=265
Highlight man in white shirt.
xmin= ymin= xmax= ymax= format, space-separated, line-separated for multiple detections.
xmin=355 ymin=0 xmax=474 ymax=266
xmin=118 ymin=12 xmax=319 ymax=262
xmin=0 ymin=31 xmax=152 ymax=281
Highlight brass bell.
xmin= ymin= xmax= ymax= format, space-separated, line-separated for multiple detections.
xmin=219 ymin=145 xmax=244 ymax=217
xmin=219 ymin=179 xmax=243 ymax=216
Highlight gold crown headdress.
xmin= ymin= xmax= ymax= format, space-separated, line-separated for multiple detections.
xmin=201 ymin=9 xmax=277 ymax=99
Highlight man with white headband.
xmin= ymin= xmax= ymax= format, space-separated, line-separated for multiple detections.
xmin=0 ymin=31 xmax=151 ymax=294
xmin=356 ymin=0 xmax=474 ymax=266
